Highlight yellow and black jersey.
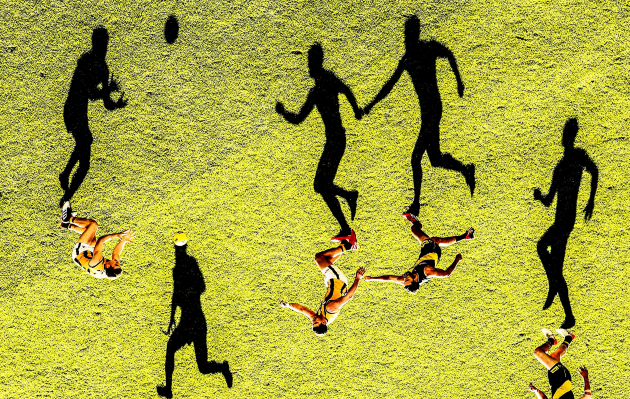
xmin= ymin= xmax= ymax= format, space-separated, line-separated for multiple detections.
xmin=73 ymin=243 xmax=106 ymax=278
xmin=316 ymin=276 xmax=348 ymax=325
xmin=548 ymin=363 xmax=574 ymax=399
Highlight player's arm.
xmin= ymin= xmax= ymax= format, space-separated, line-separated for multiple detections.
xmin=534 ymin=167 xmax=558 ymax=207
xmin=434 ymin=41 xmax=464 ymax=97
xmin=581 ymin=152 xmax=598 ymax=221
xmin=365 ymin=59 xmax=405 ymax=114
xmin=528 ymin=383 xmax=549 ymax=399
xmin=326 ymin=267 xmax=365 ymax=312
xmin=364 ymin=274 xmax=405 ymax=284
xmin=110 ymin=230 xmax=135 ymax=261
xmin=577 ymin=366 xmax=592 ymax=399
xmin=279 ymin=301 xmax=316 ymax=320
xmin=339 ymin=81 xmax=363 ymax=120
xmin=424 ymin=254 xmax=462 ymax=279
xmin=431 ymin=227 xmax=474 ymax=247
xmin=275 ymin=90 xmax=316 ymax=124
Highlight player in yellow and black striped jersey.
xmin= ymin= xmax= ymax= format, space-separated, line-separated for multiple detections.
xmin=528 ymin=328 xmax=592 ymax=399
xmin=60 ymin=202 xmax=134 ymax=279
xmin=364 ymin=213 xmax=473 ymax=293
xmin=279 ymin=230 xmax=365 ymax=336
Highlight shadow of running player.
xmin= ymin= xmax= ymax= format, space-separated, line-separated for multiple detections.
xmin=58 ymin=26 xmax=127 ymax=207
xmin=364 ymin=15 xmax=474 ymax=216
xmin=276 ymin=43 xmax=363 ymax=242
xmin=533 ymin=118 xmax=598 ymax=329
xmin=157 ymin=234 xmax=232 ymax=398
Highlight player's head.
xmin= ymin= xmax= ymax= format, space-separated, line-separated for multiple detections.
xmin=104 ymin=259 xmax=122 ymax=280
xmin=91 ymin=26 xmax=109 ymax=55
xmin=308 ymin=43 xmax=324 ymax=78
xmin=312 ymin=321 xmax=328 ymax=336
xmin=562 ymin=118 xmax=578 ymax=148
xmin=403 ymin=271 xmax=420 ymax=294
xmin=404 ymin=15 xmax=421 ymax=47
xmin=174 ymin=231 xmax=188 ymax=247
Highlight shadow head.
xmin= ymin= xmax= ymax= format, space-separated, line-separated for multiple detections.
xmin=404 ymin=15 xmax=421 ymax=49
xmin=308 ymin=43 xmax=324 ymax=79
xmin=91 ymin=26 xmax=109 ymax=57
xmin=562 ymin=118 xmax=579 ymax=148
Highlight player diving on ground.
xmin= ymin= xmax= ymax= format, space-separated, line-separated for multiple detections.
xmin=279 ymin=231 xmax=365 ymax=336
xmin=528 ymin=328 xmax=591 ymax=399
xmin=364 ymin=214 xmax=473 ymax=293
xmin=60 ymin=202 xmax=134 ymax=279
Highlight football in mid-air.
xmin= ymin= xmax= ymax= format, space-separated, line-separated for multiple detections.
xmin=164 ymin=15 xmax=179 ymax=44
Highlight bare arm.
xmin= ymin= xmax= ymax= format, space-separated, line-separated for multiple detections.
xmin=339 ymin=82 xmax=363 ymax=120
xmin=326 ymin=267 xmax=365 ymax=312
xmin=280 ymin=301 xmax=316 ymax=320
xmin=365 ymin=59 xmax=405 ymax=114
xmin=577 ymin=366 xmax=592 ymax=399
xmin=528 ymin=383 xmax=549 ymax=399
xmin=364 ymin=274 xmax=405 ymax=284
xmin=276 ymin=90 xmax=316 ymax=124
xmin=435 ymin=42 xmax=464 ymax=97
xmin=424 ymin=254 xmax=462 ymax=278
xmin=582 ymin=153 xmax=598 ymax=221
xmin=111 ymin=230 xmax=135 ymax=261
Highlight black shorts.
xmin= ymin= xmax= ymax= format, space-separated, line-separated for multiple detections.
xmin=418 ymin=239 xmax=441 ymax=265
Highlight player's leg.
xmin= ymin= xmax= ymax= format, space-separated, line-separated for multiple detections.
xmin=314 ymin=146 xmax=352 ymax=237
xmin=409 ymin=220 xmax=430 ymax=243
xmin=69 ymin=217 xmax=99 ymax=246
xmin=315 ymin=231 xmax=357 ymax=272
xmin=430 ymin=228 xmax=474 ymax=247
xmin=65 ymin=136 xmax=92 ymax=202
xmin=533 ymin=329 xmax=560 ymax=370
xmin=407 ymin=134 xmax=427 ymax=216
xmin=550 ymin=329 xmax=574 ymax=361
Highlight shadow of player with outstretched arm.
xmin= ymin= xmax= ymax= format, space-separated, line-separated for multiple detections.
xmin=58 ymin=26 xmax=127 ymax=207
xmin=365 ymin=15 xmax=474 ymax=216
xmin=533 ymin=118 xmax=598 ymax=329
xmin=157 ymin=234 xmax=232 ymax=398
xmin=276 ymin=43 xmax=362 ymax=242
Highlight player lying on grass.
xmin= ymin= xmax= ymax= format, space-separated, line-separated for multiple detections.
xmin=364 ymin=214 xmax=473 ymax=293
xmin=279 ymin=231 xmax=365 ymax=336
xmin=529 ymin=328 xmax=591 ymax=399
xmin=60 ymin=202 xmax=134 ymax=279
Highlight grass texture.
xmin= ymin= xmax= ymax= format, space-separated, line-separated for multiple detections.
xmin=1 ymin=0 xmax=629 ymax=397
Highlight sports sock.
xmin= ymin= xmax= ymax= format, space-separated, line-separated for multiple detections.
xmin=339 ymin=239 xmax=352 ymax=252
xmin=561 ymin=335 xmax=573 ymax=347
xmin=546 ymin=337 xmax=556 ymax=347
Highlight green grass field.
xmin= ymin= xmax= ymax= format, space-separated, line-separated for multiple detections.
xmin=1 ymin=0 xmax=629 ymax=397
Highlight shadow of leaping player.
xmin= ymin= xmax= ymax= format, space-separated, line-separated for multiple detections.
xmin=157 ymin=233 xmax=232 ymax=398
xmin=533 ymin=118 xmax=598 ymax=329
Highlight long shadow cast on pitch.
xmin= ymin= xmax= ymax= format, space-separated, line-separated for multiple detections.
xmin=533 ymin=118 xmax=598 ymax=329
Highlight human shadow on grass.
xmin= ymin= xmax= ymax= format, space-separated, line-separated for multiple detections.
xmin=533 ymin=118 xmax=598 ymax=329
xmin=364 ymin=15 xmax=474 ymax=216
xmin=157 ymin=239 xmax=232 ymax=398
xmin=276 ymin=43 xmax=362 ymax=242
xmin=58 ymin=26 xmax=127 ymax=207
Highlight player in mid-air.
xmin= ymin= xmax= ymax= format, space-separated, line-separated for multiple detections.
xmin=528 ymin=328 xmax=592 ymax=399
xmin=364 ymin=15 xmax=474 ymax=216
xmin=60 ymin=202 xmax=134 ymax=279
xmin=59 ymin=26 xmax=127 ymax=208
xmin=279 ymin=231 xmax=365 ymax=336
xmin=364 ymin=214 xmax=473 ymax=292
xmin=276 ymin=43 xmax=362 ymax=241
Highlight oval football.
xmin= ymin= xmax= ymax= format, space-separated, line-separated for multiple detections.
xmin=164 ymin=15 xmax=179 ymax=44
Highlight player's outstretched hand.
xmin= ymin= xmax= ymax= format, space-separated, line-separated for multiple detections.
xmin=355 ymin=267 xmax=366 ymax=280
xmin=455 ymin=253 xmax=463 ymax=262
xmin=583 ymin=202 xmax=594 ymax=221
xmin=464 ymin=227 xmax=475 ymax=240
xmin=115 ymin=92 xmax=128 ymax=108
xmin=119 ymin=229 xmax=135 ymax=242
xmin=279 ymin=300 xmax=289 ymax=308
xmin=579 ymin=366 xmax=588 ymax=377
xmin=528 ymin=383 xmax=537 ymax=392
xmin=109 ymin=74 xmax=121 ymax=92
xmin=275 ymin=101 xmax=285 ymax=115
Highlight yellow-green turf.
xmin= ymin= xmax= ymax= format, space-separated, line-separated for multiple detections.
xmin=1 ymin=1 xmax=629 ymax=398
